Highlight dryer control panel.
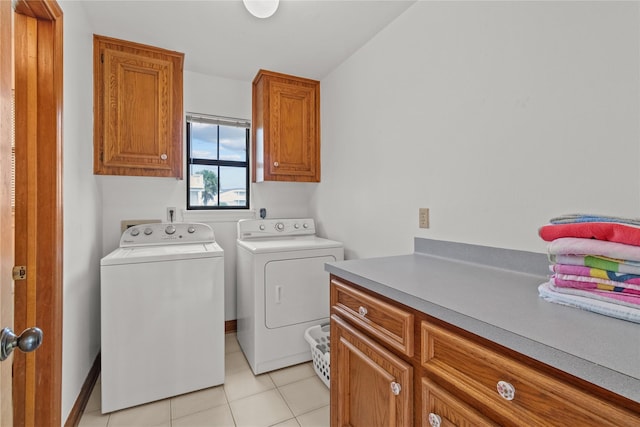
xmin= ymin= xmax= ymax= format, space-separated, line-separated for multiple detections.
xmin=237 ymin=218 xmax=316 ymax=240
xmin=120 ymin=222 xmax=215 ymax=247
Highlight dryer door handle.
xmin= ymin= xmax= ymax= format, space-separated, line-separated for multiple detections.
xmin=275 ymin=285 xmax=282 ymax=304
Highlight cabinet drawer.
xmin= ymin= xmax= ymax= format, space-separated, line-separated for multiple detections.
xmin=421 ymin=322 xmax=639 ymax=426
xmin=331 ymin=279 xmax=414 ymax=357
xmin=422 ymin=378 xmax=498 ymax=427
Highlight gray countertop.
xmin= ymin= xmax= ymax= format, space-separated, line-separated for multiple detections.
xmin=325 ymin=238 xmax=640 ymax=403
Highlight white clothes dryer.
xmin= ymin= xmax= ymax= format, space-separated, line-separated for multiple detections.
xmin=236 ymin=218 xmax=343 ymax=375
xmin=100 ymin=222 xmax=224 ymax=413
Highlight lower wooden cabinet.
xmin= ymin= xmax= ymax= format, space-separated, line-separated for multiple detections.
xmin=421 ymin=321 xmax=640 ymax=427
xmin=330 ymin=314 xmax=412 ymax=427
xmin=330 ymin=275 xmax=640 ymax=427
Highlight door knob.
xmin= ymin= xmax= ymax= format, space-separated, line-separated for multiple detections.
xmin=0 ymin=327 xmax=43 ymax=361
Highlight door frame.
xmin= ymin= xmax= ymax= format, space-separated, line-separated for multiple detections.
xmin=12 ymin=0 xmax=63 ymax=425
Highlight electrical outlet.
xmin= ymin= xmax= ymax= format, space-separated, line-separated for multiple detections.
xmin=419 ymin=208 xmax=429 ymax=229
xmin=167 ymin=207 xmax=176 ymax=222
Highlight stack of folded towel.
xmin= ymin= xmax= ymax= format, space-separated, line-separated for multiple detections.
xmin=538 ymin=214 xmax=640 ymax=323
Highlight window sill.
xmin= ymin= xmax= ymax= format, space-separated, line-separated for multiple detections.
xmin=182 ymin=209 xmax=256 ymax=223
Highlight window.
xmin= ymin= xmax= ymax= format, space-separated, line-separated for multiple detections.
xmin=186 ymin=113 xmax=250 ymax=209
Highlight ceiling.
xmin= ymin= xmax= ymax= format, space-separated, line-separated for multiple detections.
xmin=81 ymin=0 xmax=416 ymax=82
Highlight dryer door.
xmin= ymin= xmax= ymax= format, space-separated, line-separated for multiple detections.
xmin=264 ymin=255 xmax=336 ymax=328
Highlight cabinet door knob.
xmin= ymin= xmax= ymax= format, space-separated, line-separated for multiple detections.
xmin=497 ymin=380 xmax=515 ymax=400
xmin=160 ymin=153 xmax=168 ymax=160
xmin=358 ymin=306 xmax=368 ymax=317
xmin=390 ymin=381 xmax=401 ymax=396
xmin=273 ymin=161 xmax=279 ymax=167
xmin=428 ymin=413 xmax=442 ymax=427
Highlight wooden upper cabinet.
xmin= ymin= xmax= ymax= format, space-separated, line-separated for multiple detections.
xmin=93 ymin=35 xmax=184 ymax=178
xmin=252 ymin=69 xmax=320 ymax=182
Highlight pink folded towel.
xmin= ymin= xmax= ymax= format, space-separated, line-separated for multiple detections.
xmin=548 ymin=238 xmax=640 ymax=262
xmin=552 ymin=274 xmax=640 ymax=295
xmin=551 ymin=264 xmax=640 ymax=285
xmin=539 ymin=222 xmax=640 ymax=246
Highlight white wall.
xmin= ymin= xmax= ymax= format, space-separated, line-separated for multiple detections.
xmin=60 ymin=1 xmax=103 ymax=422
xmin=311 ymin=1 xmax=640 ymax=259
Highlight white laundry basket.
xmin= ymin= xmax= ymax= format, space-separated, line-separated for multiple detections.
xmin=304 ymin=324 xmax=330 ymax=388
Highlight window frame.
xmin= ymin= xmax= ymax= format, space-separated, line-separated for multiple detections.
xmin=186 ymin=113 xmax=250 ymax=210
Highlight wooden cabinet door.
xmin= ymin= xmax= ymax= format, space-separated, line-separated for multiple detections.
xmin=93 ymin=35 xmax=183 ymax=178
xmin=331 ymin=314 xmax=412 ymax=427
xmin=252 ymin=70 xmax=320 ymax=182
xmin=422 ymin=379 xmax=498 ymax=427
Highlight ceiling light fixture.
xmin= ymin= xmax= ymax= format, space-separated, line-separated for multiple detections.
xmin=243 ymin=0 xmax=279 ymax=19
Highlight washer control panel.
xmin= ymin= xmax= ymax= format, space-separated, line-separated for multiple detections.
xmin=120 ymin=222 xmax=214 ymax=247
xmin=237 ymin=218 xmax=316 ymax=240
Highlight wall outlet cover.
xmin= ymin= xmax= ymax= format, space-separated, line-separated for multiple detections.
xmin=419 ymin=208 xmax=429 ymax=229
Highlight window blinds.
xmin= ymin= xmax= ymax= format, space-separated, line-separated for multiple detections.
xmin=186 ymin=112 xmax=250 ymax=129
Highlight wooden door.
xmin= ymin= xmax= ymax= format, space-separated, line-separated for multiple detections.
xmin=5 ymin=0 xmax=63 ymax=425
xmin=331 ymin=315 xmax=412 ymax=427
xmin=0 ymin=0 xmax=14 ymax=424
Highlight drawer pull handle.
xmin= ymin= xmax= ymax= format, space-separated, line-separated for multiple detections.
xmin=160 ymin=153 xmax=167 ymax=160
xmin=497 ymin=380 xmax=515 ymax=401
xmin=273 ymin=161 xmax=279 ymax=167
xmin=428 ymin=413 xmax=442 ymax=427
xmin=390 ymin=381 xmax=401 ymax=395
xmin=358 ymin=306 xmax=368 ymax=317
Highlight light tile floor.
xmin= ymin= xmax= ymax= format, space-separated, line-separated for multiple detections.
xmin=79 ymin=333 xmax=329 ymax=427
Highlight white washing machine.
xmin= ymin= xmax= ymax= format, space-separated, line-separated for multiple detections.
xmin=236 ymin=218 xmax=343 ymax=375
xmin=100 ymin=222 xmax=224 ymax=413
